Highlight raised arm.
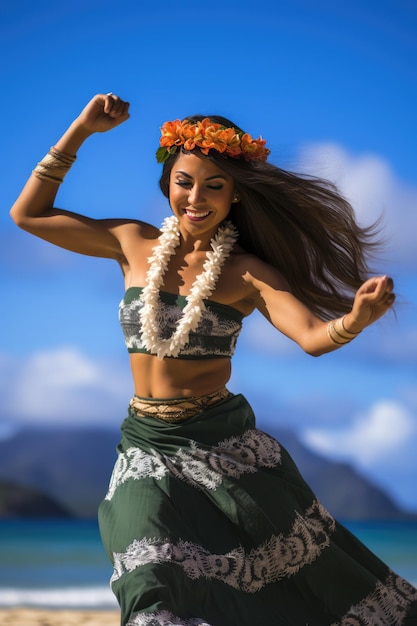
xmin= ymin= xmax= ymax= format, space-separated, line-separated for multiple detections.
xmin=10 ymin=94 xmax=132 ymax=259
xmin=245 ymin=258 xmax=395 ymax=356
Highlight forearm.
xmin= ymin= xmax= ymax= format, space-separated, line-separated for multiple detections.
xmin=297 ymin=316 xmax=361 ymax=357
xmin=258 ymin=276 xmax=394 ymax=357
xmin=54 ymin=119 xmax=92 ymax=156
xmin=10 ymin=93 xmax=130 ymax=228
xmin=10 ymin=121 xmax=91 ymax=227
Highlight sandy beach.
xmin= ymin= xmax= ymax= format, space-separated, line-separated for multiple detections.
xmin=0 ymin=608 xmax=120 ymax=625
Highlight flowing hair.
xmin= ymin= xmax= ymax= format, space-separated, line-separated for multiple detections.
xmin=159 ymin=115 xmax=381 ymax=320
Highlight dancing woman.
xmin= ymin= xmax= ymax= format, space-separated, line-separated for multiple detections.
xmin=10 ymin=93 xmax=417 ymax=625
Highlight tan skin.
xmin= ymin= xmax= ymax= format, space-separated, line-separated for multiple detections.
xmin=10 ymin=93 xmax=396 ymax=399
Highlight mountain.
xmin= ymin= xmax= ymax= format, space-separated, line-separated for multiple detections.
xmin=0 ymin=479 xmax=73 ymax=518
xmin=264 ymin=426 xmax=413 ymax=520
xmin=0 ymin=423 xmax=414 ymax=520
xmin=0 ymin=425 xmax=119 ymax=518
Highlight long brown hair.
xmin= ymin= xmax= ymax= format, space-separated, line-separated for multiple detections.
xmin=159 ymin=115 xmax=381 ymax=320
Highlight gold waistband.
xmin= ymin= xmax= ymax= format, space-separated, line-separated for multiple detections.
xmin=129 ymin=387 xmax=233 ymax=423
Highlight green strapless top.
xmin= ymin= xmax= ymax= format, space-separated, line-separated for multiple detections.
xmin=119 ymin=287 xmax=244 ymax=359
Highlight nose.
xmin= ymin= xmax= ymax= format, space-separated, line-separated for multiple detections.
xmin=187 ymin=184 xmax=205 ymax=206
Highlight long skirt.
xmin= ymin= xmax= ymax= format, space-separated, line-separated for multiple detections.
xmin=98 ymin=393 xmax=417 ymax=625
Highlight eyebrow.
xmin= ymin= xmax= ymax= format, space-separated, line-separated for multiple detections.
xmin=175 ymin=170 xmax=228 ymax=181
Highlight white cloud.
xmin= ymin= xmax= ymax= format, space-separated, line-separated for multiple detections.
xmin=23 ymin=348 xmax=100 ymax=388
xmin=299 ymin=143 xmax=417 ymax=267
xmin=302 ymin=400 xmax=417 ymax=468
xmin=301 ymin=400 xmax=417 ymax=510
xmin=0 ymin=347 xmax=132 ymax=423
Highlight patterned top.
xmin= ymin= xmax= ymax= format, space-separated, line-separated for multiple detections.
xmin=119 ymin=287 xmax=244 ymax=359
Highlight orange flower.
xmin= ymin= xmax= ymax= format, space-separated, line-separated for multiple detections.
xmin=198 ymin=126 xmax=239 ymax=156
xmin=183 ymin=119 xmax=219 ymax=152
xmin=240 ymin=133 xmax=270 ymax=161
xmin=159 ymin=120 xmax=185 ymax=148
xmin=219 ymin=128 xmax=242 ymax=157
xmin=182 ymin=122 xmax=200 ymax=151
xmin=156 ymin=118 xmax=270 ymax=163
xmin=199 ymin=119 xmax=222 ymax=135
xmin=200 ymin=127 xmax=227 ymax=154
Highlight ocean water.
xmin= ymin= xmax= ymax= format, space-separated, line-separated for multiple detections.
xmin=0 ymin=519 xmax=117 ymax=609
xmin=0 ymin=519 xmax=416 ymax=609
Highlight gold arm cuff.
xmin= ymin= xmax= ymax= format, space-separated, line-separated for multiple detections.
xmin=32 ymin=146 xmax=76 ymax=184
xmin=327 ymin=317 xmax=359 ymax=345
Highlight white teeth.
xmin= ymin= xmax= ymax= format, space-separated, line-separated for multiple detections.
xmin=185 ymin=210 xmax=210 ymax=217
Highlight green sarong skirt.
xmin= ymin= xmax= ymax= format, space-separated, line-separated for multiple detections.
xmin=98 ymin=393 xmax=417 ymax=625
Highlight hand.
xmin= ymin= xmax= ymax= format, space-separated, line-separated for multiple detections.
xmin=345 ymin=275 xmax=395 ymax=333
xmin=74 ymin=93 xmax=130 ymax=134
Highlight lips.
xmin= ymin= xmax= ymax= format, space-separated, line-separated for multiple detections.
xmin=184 ymin=209 xmax=211 ymax=221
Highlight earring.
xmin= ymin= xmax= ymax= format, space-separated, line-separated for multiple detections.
xmin=232 ymin=194 xmax=240 ymax=203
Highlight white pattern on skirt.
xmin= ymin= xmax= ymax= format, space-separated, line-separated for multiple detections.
xmin=105 ymin=428 xmax=282 ymax=500
xmin=127 ymin=610 xmax=211 ymax=626
xmin=331 ymin=571 xmax=417 ymax=626
xmin=111 ymin=500 xmax=335 ymax=591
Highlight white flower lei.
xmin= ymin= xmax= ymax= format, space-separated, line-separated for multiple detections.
xmin=139 ymin=215 xmax=239 ymax=359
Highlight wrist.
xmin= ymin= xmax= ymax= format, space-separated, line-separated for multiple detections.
xmin=342 ymin=313 xmax=364 ymax=335
xmin=327 ymin=315 xmax=362 ymax=347
xmin=54 ymin=120 xmax=94 ymax=155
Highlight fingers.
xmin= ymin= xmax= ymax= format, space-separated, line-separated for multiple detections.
xmin=77 ymin=93 xmax=130 ymax=135
xmin=386 ymin=292 xmax=396 ymax=306
xmin=355 ymin=274 xmax=395 ymax=311
xmin=361 ymin=275 xmax=394 ymax=297
xmin=349 ymin=274 xmax=396 ymax=330
xmin=364 ymin=275 xmax=396 ymax=310
xmin=384 ymin=275 xmax=394 ymax=293
xmin=375 ymin=275 xmax=395 ymax=303
xmin=382 ymin=276 xmax=395 ymax=305
xmin=103 ymin=93 xmax=130 ymax=119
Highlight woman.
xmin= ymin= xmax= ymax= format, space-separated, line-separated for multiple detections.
xmin=10 ymin=93 xmax=417 ymax=625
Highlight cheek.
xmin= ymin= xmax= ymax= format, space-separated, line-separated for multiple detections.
xmin=168 ymin=185 xmax=183 ymax=205
xmin=222 ymin=182 xmax=235 ymax=203
xmin=220 ymin=189 xmax=234 ymax=206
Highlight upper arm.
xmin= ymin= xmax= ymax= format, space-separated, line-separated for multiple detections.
xmin=9 ymin=173 xmax=144 ymax=260
xmin=13 ymin=208 xmax=145 ymax=261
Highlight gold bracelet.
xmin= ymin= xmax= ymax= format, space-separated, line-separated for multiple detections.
xmin=32 ymin=146 xmax=76 ymax=184
xmin=327 ymin=315 xmax=361 ymax=345
xmin=340 ymin=315 xmax=361 ymax=337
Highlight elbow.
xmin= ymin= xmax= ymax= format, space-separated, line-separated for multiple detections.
xmin=299 ymin=323 xmax=332 ymax=358
xmin=297 ymin=333 xmax=324 ymax=357
xmin=10 ymin=203 xmax=23 ymax=227
xmin=305 ymin=347 xmax=324 ymax=358
xmin=305 ymin=350 xmax=327 ymax=357
xmin=301 ymin=339 xmax=329 ymax=358
xmin=10 ymin=206 xmax=31 ymax=230
xmin=9 ymin=207 xmax=21 ymax=227
xmin=305 ymin=343 xmax=334 ymax=357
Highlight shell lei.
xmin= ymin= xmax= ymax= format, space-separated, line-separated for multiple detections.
xmin=139 ymin=216 xmax=239 ymax=360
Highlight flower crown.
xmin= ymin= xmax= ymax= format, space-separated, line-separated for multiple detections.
xmin=156 ymin=117 xmax=270 ymax=163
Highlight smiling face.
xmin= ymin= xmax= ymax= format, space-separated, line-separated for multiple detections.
xmin=168 ymin=152 xmax=236 ymax=243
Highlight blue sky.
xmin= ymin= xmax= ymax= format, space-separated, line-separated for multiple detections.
xmin=1 ymin=1 xmax=416 ymax=511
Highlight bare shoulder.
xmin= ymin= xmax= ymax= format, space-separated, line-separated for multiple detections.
xmin=113 ymin=219 xmax=162 ymax=284
xmin=218 ymin=246 xmax=289 ymax=315
xmin=232 ymin=246 xmax=289 ymax=291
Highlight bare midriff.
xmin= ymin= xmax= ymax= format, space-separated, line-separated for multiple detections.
xmin=129 ymin=353 xmax=232 ymax=399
